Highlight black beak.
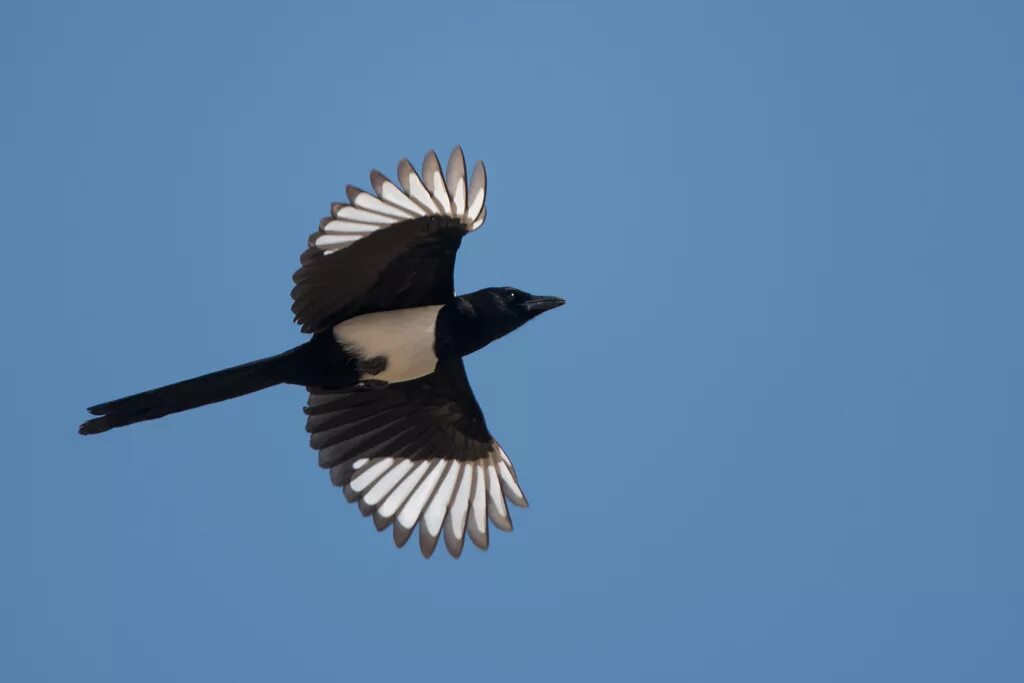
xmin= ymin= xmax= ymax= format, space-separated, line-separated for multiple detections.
xmin=521 ymin=295 xmax=566 ymax=313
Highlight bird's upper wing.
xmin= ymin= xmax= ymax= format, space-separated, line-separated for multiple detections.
xmin=292 ymin=147 xmax=487 ymax=333
xmin=305 ymin=358 xmax=528 ymax=558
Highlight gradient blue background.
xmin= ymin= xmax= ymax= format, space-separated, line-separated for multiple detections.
xmin=4 ymin=1 xmax=1022 ymax=680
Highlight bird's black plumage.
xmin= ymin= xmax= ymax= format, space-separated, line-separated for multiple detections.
xmin=80 ymin=147 xmax=564 ymax=557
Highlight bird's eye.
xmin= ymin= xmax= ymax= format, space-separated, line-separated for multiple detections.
xmin=504 ymin=288 xmax=518 ymax=300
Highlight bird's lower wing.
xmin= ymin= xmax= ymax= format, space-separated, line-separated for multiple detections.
xmin=305 ymin=358 xmax=527 ymax=558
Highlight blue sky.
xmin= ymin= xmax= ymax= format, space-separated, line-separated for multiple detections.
xmin=3 ymin=1 xmax=1022 ymax=680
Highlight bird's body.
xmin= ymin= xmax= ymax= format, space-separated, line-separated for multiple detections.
xmin=334 ymin=304 xmax=444 ymax=383
xmin=80 ymin=147 xmax=563 ymax=557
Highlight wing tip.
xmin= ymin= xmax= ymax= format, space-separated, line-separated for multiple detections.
xmin=323 ymin=454 xmax=526 ymax=558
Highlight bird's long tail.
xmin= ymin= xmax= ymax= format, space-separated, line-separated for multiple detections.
xmin=79 ymin=348 xmax=304 ymax=435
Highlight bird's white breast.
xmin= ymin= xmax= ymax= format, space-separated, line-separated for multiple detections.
xmin=332 ymin=305 xmax=443 ymax=383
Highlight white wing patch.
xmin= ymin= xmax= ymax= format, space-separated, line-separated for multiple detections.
xmin=313 ymin=146 xmax=487 ymax=257
xmin=341 ymin=445 xmax=528 ymax=558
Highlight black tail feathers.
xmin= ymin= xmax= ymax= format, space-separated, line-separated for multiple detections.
xmin=79 ymin=348 xmax=304 ymax=435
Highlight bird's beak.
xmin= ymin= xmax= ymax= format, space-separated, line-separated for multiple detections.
xmin=521 ymin=295 xmax=566 ymax=313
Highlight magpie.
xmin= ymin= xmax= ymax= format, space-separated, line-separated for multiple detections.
xmin=79 ymin=147 xmax=564 ymax=557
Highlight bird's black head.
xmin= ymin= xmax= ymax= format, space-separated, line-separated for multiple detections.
xmin=438 ymin=287 xmax=565 ymax=358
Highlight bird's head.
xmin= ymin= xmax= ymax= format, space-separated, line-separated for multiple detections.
xmin=441 ymin=287 xmax=565 ymax=357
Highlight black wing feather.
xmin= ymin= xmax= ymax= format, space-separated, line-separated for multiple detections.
xmin=291 ymin=215 xmax=465 ymax=333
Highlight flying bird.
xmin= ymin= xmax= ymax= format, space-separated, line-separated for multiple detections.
xmin=79 ymin=147 xmax=564 ymax=557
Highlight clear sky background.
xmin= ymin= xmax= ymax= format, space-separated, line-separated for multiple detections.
xmin=3 ymin=1 xmax=1022 ymax=681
